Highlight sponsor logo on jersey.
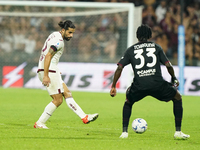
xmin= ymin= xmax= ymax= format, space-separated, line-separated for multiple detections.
xmin=137 ymin=69 xmax=156 ymax=77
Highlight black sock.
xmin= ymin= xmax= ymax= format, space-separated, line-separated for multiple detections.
xmin=173 ymin=99 xmax=183 ymax=131
xmin=122 ymin=101 xmax=133 ymax=132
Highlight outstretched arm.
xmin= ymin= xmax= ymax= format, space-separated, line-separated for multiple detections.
xmin=110 ymin=65 xmax=123 ymax=97
xmin=165 ymin=61 xmax=179 ymax=87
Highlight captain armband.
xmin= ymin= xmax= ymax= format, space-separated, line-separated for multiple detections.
xmin=50 ymin=45 xmax=58 ymax=52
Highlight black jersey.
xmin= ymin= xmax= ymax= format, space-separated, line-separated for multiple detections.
xmin=118 ymin=41 xmax=169 ymax=90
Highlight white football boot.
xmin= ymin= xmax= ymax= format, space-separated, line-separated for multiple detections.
xmin=82 ymin=113 xmax=99 ymax=124
xmin=34 ymin=122 xmax=49 ymax=129
xmin=119 ymin=132 xmax=128 ymax=138
xmin=174 ymin=131 xmax=190 ymax=140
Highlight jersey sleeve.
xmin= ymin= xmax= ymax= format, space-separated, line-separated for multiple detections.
xmin=157 ymin=44 xmax=169 ymax=65
xmin=50 ymin=41 xmax=63 ymax=51
xmin=49 ymin=34 xmax=63 ymax=51
xmin=50 ymin=45 xmax=58 ymax=52
xmin=117 ymin=50 xmax=131 ymax=67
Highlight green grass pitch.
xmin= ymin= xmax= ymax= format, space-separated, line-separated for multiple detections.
xmin=0 ymin=88 xmax=199 ymax=150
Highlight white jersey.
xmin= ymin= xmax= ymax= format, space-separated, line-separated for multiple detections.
xmin=38 ymin=31 xmax=64 ymax=72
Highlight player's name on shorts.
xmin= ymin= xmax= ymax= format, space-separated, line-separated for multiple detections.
xmin=134 ymin=43 xmax=155 ymax=49
xmin=137 ymin=69 xmax=156 ymax=77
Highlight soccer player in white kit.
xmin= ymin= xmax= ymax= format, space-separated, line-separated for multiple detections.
xmin=34 ymin=20 xmax=98 ymax=129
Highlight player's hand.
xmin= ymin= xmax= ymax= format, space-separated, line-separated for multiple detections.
xmin=42 ymin=76 xmax=51 ymax=87
xmin=171 ymin=76 xmax=179 ymax=87
xmin=110 ymin=87 xmax=116 ymax=97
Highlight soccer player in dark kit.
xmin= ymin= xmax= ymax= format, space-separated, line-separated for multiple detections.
xmin=110 ymin=24 xmax=190 ymax=139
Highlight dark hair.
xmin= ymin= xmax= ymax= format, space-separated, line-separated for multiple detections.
xmin=58 ymin=20 xmax=75 ymax=30
xmin=136 ymin=24 xmax=152 ymax=41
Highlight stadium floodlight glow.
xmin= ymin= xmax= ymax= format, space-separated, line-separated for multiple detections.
xmin=0 ymin=1 xmax=135 ymax=48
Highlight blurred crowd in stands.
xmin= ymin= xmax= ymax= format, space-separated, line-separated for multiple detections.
xmin=0 ymin=0 xmax=200 ymax=66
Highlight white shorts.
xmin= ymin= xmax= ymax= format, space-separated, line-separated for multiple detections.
xmin=38 ymin=68 xmax=64 ymax=95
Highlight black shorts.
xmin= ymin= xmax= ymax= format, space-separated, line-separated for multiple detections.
xmin=126 ymin=81 xmax=177 ymax=104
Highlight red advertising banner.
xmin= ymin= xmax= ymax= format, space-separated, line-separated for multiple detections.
xmin=3 ymin=66 xmax=24 ymax=87
xmin=103 ymin=71 xmax=120 ymax=88
xmin=1 ymin=62 xmax=200 ymax=96
xmin=2 ymin=62 xmax=27 ymax=88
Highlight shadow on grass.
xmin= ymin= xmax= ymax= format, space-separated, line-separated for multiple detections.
xmin=17 ymin=136 xmax=105 ymax=140
xmin=0 ymin=123 xmax=31 ymax=127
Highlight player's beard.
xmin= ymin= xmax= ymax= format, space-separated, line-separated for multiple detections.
xmin=64 ymin=33 xmax=72 ymax=41
xmin=64 ymin=36 xmax=71 ymax=41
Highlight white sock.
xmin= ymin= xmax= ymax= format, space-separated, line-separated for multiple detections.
xmin=65 ymin=97 xmax=86 ymax=119
xmin=37 ymin=102 xmax=57 ymax=124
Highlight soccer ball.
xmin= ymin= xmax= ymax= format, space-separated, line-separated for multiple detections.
xmin=132 ymin=118 xmax=147 ymax=133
